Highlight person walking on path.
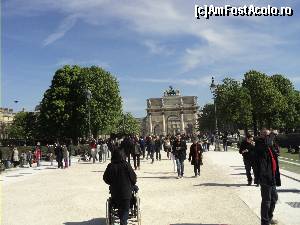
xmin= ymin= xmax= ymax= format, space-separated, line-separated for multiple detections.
xmin=132 ymin=136 xmax=141 ymax=170
xmin=90 ymin=140 xmax=97 ymax=163
xmin=139 ymin=137 xmax=146 ymax=159
xmin=222 ymin=132 xmax=228 ymax=152
xmin=27 ymin=150 xmax=33 ymax=167
xmin=67 ymin=140 xmax=74 ymax=167
xmin=121 ymin=136 xmax=134 ymax=165
xmin=103 ymin=149 xmax=137 ymax=225
xmin=239 ymin=133 xmax=258 ymax=186
xmin=255 ymin=129 xmax=281 ymax=225
xmin=11 ymin=146 xmax=19 ymax=167
xmin=172 ymin=134 xmax=187 ymax=178
xmin=55 ymin=143 xmax=64 ymax=169
xmin=147 ymin=136 xmax=155 ymax=164
xmin=155 ymin=136 xmax=162 ymax=161
xmin=163 ymin=137 xmax=172 ymax=159
xmin=63 ymin=144 xmax=69 ymax=168
xmin=188 ymin=138 xmax=203 ymax=177
xmin=34 ymin=143 xmax=42 ymax=167
xmin=102 ymin=141 xmax=108 ymax=163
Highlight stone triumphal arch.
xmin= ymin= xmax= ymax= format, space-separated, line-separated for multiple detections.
xmin=145 ymin=86 xmax=199 ymax=136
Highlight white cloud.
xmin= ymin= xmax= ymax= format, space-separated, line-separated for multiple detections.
xmin=43 ymin=15 xmax=78 ymax=46
xmin=5 ymin=0 xmax=300 ymax=72
xmin=124 ymin=75 xmax=212 ymax=86
xmin=143 ymin=40 xmax=173 ymax=55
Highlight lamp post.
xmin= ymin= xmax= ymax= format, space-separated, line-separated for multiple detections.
xmin=210 ymin=77 xmax=220 ymax=151
xmin=86 ymin=88 xmax=92 ymax=139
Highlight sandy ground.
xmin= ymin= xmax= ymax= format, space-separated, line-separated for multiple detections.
xmin=2 ymin=150 xmax=261 ymax=225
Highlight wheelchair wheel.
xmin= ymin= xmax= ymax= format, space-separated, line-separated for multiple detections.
xmin=136 ymin=196 xmax=141 ymax=225
xmin=106 ymin=198 xmax=113 ymax=225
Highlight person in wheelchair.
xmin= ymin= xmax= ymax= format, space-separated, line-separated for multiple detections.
xmin=103 ymin=149 xmax=137 ymax=225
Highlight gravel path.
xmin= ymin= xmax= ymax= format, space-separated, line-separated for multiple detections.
xmin=2 ymin=150 xmax=260 ymax=225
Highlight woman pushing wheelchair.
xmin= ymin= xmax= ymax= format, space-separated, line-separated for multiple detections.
xmin=103 ymin=148 xmax=138 ymax=225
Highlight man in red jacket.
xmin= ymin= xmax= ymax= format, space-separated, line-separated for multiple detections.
xmin=34 ymin=142 xmax=42 ymax=167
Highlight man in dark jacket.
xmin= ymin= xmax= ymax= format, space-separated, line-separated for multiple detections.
xmin=255 ymin=129 xmax=281 ymax=225
xmin=189 ymin=138 xmax=203 ymax=177
xmin=103 ymin=149 xmax=137 ymax=225
xmin=121 ymin=136 xmax=134 ymax=165
xmin=155 ymin=136 xmax=162 ymax=161
xmin=239 ymin=133 xmax=258 ymax=185
xmin=172 ymin=134 xmax=187 ymax=178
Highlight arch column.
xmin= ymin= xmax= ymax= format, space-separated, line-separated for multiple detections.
xmin=162 ymin=112 xmax=166 ymax=136
xmin=180 ymin=110 xmax=185 ymax=134
xmin=148 ymin=113 xmax=153 ymax=135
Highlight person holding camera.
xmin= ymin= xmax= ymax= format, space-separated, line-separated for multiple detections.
xmin=239 ymin=133 xmax=258 ymax=186
xmin=256 ymin=129 xmax=281 ymax=225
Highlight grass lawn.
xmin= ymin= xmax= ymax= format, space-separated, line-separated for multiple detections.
xmin=279 ymin=160 xmax=300 ymax=174
xmin=279 ymin=148 xmax=300 ymax=161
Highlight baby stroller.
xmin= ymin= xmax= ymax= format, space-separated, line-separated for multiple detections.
xmin=106 ymin=186 xmax=141 ymax=225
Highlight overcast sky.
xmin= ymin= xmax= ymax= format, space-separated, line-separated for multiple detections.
xmin=2 ymin=0 xmax=300 ymax=117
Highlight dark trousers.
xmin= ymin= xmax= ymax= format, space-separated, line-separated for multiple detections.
xmin=57 ymin=160 xmax=63 ymax=169
xmin=141 ymin=147 xmax=145 ymax=159
xmin=150 ymin=152 xmax=154 ymax=163
xmin=243 ymin=157 xmax=259 ymax=183
xmin=133 ymin=154 xmax=140 ymax=169
xmin=126 ymin=154 xmax=131 ymax=165
xmin=155 ymin=151 xmax=161 ymax=160
xmin=165 ymin=147 xmax=171 ymax=158
xmin=260 ymin=184 xmax=278 ymax=225
xmin=116 ymin=199 xmax=130 ymax=225
xmin=194 ymin=161 xmax=200 ymax=176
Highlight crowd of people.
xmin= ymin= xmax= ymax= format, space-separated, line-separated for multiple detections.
xmin=4 ymin=128 xmax=282 ymax=225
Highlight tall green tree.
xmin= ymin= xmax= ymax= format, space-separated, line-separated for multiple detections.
xmin=7 ymin=111 xmax=38 ymax=139
xmin=216 ymin=78 xmax=252 ymax=132
xmin=197 ymin=104 xmax=215 ymax=132
xmin=242 ymin=70 xmax=285 ymax=134
xmin=117 ymin=112 xmax=141 ymax=135
xmin=39 ymin=65 xmax=122 ymax=140
xmin=270 ymin=74 xmax=298 ymax=130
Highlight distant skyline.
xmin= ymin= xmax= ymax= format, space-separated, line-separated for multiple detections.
xmin=2 ymin=0 xmax=300 ymax=117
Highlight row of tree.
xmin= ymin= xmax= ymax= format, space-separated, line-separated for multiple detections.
xmin=6 ymin=65 xmax=140 ymax=142
xmin=198 ymin=70 xmax=300 ymax=135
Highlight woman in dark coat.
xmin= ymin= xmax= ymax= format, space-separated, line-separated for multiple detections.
xmin=188 ymin=138 xmax=203 ymax=177
xmin=103 ymin=149 xmax=137 ymax=225
xmin=55 ymin=143 xmax=63 ymax=169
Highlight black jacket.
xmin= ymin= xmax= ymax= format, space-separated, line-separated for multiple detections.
xmin=172 ymin=140 xmax=187 ymax=160
xmin=239 ymin=139 xmax=255 ymax=160
xmin=255 ymin=137 xmax=281 ymax=186
xmin=103 ymin=161 xmax=137 ymax=201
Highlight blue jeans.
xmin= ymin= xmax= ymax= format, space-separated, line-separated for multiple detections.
xmin=223 ymin=142 xmax=228 ymax=151
xmin=175 ymin=158 xmax=184 ymax=176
